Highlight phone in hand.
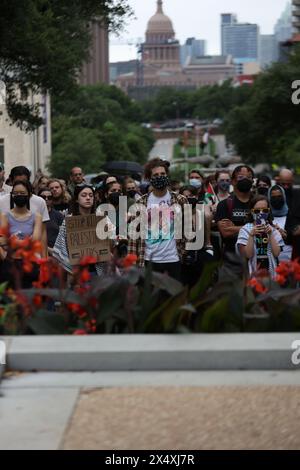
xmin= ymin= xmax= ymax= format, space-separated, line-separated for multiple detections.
xmin=255 ymin=213 xmax=268 ymax=226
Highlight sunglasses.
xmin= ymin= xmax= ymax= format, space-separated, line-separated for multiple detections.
xmin=41 ymin=195 xmax=53 ymax=200
xmin=251 ymin=208 xmax=270 ymax=214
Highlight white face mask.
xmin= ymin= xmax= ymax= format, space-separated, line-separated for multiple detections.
xmin=189 ymin=179 xmax=202 ymax=189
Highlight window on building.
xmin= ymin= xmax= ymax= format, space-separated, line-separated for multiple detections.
xmin=0 ymin=138 xmax=4 ymax=165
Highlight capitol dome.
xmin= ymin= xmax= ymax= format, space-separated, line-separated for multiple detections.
xmin=146 ymin=0 xmax=175 ymax=36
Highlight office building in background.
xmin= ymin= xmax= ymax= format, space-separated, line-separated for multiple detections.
xmin=221 ymin=13 xmax=260 ymax=75
xmin=180 ymin=38 xmax=207 ymax=66
xmin=259 ymin=34 xmax=278 ymax=68
xmin=79 ymin=18 xmax=109 ymax=85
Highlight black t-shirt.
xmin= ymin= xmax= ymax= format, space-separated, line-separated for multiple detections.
xmin=215 ymin=195 xmax=251 ymax=252
xmin=46 ymin=209 xmax=64 ymax=248
xmin=53 ymin=202 xmax=69 ymax=213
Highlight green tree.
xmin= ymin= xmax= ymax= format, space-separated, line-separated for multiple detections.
xmin=225 ymin=46 xmax=300 ymax=165
xmin=0 ymin=0 xmax=131 ymax=130
xmin=50 ymin=84 xmax=154 ymax=174
xmin=48 ymin=121 xmax=105 ymax=179
xmin=100 ymin=121 xmax=132 ymax=161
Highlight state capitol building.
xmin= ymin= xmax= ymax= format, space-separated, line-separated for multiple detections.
xmin=116 ymin=0 xmax=235 ymax=97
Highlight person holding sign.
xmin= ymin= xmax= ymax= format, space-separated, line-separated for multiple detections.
xmin=52 ymin=184 xmax=112 ymax=278
xmin=236 ymin=195 xmax=284 ymax=278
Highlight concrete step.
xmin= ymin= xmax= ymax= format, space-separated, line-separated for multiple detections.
xmin=1 ymin=333 xmax=300 ymax=373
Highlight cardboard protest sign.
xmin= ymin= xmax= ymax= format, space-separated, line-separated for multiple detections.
xmin=65 ymin=214 xmax=110 ymax=265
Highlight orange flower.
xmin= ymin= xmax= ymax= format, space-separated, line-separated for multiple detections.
xmin=122 ymin=254 xmax=138 ymax=268
xmin=247 ymin=278 xmax=268 ymax=294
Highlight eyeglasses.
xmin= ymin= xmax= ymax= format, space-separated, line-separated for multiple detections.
xmin=41 ymin=195 xmax=53 ymax=201
xmin=251 ymin=208 xmax=270 ymax=214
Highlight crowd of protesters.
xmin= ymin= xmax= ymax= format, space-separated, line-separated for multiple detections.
xmin=0 ymin=160 xmax=299 ymax=289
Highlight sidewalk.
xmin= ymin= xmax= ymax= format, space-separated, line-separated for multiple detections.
xmin=1 ymin=371 xmax=300 ymax=450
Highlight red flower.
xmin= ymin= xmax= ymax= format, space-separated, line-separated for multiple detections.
xmin=122 ymin=254 xmax=138 ymax=268
xmin=38 ymin=262 xmax=51 ymax=285
xmin=73 ymin=329 xmax=87 ymax=335
xmin=247 ymin=278 xmax=268 ymax=294
xmin=89 ymin=298 xmax=98 ymax=309
xmin=80 ymin=269 xmax=91 ymax=284
xmin=85 ymin=319 xmax=97 ymax=333
xmin=33 ymin=295 xmax=43 ymax=307
xmin=80 ymin=256 xmax=97 ymax=267
xmin=275 ymin=275 xmax=286 ymax=286
xmin=67 ymin=303 xmax=87 ymax=318
xmin=23 ymin=261 xmax=34 ymax=273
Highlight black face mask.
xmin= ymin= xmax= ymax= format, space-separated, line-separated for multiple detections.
xmin=257 ymin=187 xmax=269 ymax=196
xmin=271 ymin=197 xmax=284 ymax=210
xmin=236 ymin=178 xmax=253 ymax=193
xmin=283 ymin=186 xmax=293 ymax=198
xmin=108 ymin=192 xmax=121 ymax=206
xmin=127 ymin=190 xmax=136 ymax=199
xmin=218 ymin=181 xmax=230 ymax=192
xmin=150 ymin=175 xmax=169 ymax=190
xmin=187 ymin=197 xmax=198 ymax=208
xmin=13 ymin=195 xmax=29 ymax=208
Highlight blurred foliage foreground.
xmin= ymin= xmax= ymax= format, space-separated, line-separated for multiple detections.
xmin=1 ymin=236 xmax=300 ymax=335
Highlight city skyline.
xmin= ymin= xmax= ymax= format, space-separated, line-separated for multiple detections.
xmin=110 ymin=0 xmax=291 ymax=62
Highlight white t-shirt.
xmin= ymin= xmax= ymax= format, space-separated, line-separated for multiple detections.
xmin=273 ymin=215 xmax=292 ymax=262
xmin=144 ymin=191 xmax=179 ymax=263
xmin=0 ymin=193 xmax=50 ymax=222
xmin=0 ymin=183 xmax=12 ymax=197
xmin=236 ymin=223 xmax=284 ymax=278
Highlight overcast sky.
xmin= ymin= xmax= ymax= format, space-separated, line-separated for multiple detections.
xmin=110 ymin=0 xmax=290 ymax=62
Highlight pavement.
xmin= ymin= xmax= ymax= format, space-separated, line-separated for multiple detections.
xmin=1 ymin=370 xmax=300 ymax=450
xmin=149 ymin=138 xmax=178 ymax=162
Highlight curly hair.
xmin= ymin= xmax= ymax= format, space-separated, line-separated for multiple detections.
xmin=144 ymin=158 xmax=170 ymax=181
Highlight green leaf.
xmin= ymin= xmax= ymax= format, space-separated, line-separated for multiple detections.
xmin=150 ymin=271 xmax=184 ymax=296
xmin=189 ymin=261 xmax=219 ymax=302
xmin=0 ymin=282 xmax=8 ymax=296
xmin=27 ymin=310 xmax=66 ymax=335
xmin=199 ymin=296 xmax=230 ymax=333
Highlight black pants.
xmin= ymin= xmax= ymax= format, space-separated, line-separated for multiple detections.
xmin=0 ymin=259 xmax=39 ymax=289
xmin=181 ymin=249 xmax=216 ymax=288
xmin=145 ymin=261 xmax=182 ymax=282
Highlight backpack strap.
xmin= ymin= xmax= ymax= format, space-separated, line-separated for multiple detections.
xmin=226 ymin=196 xmax=234 ymax=219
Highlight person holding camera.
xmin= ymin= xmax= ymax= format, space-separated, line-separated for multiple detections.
xmin=236 ymin=195 xmax=284 ymax=278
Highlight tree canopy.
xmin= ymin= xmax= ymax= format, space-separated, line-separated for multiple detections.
xmin=48 ymin=84 xmax=154 ymax=178
xmin=0 ymin=0 xmax=131 ymax=130
xmin=225 ymin=46 xmax=300 ymax=166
